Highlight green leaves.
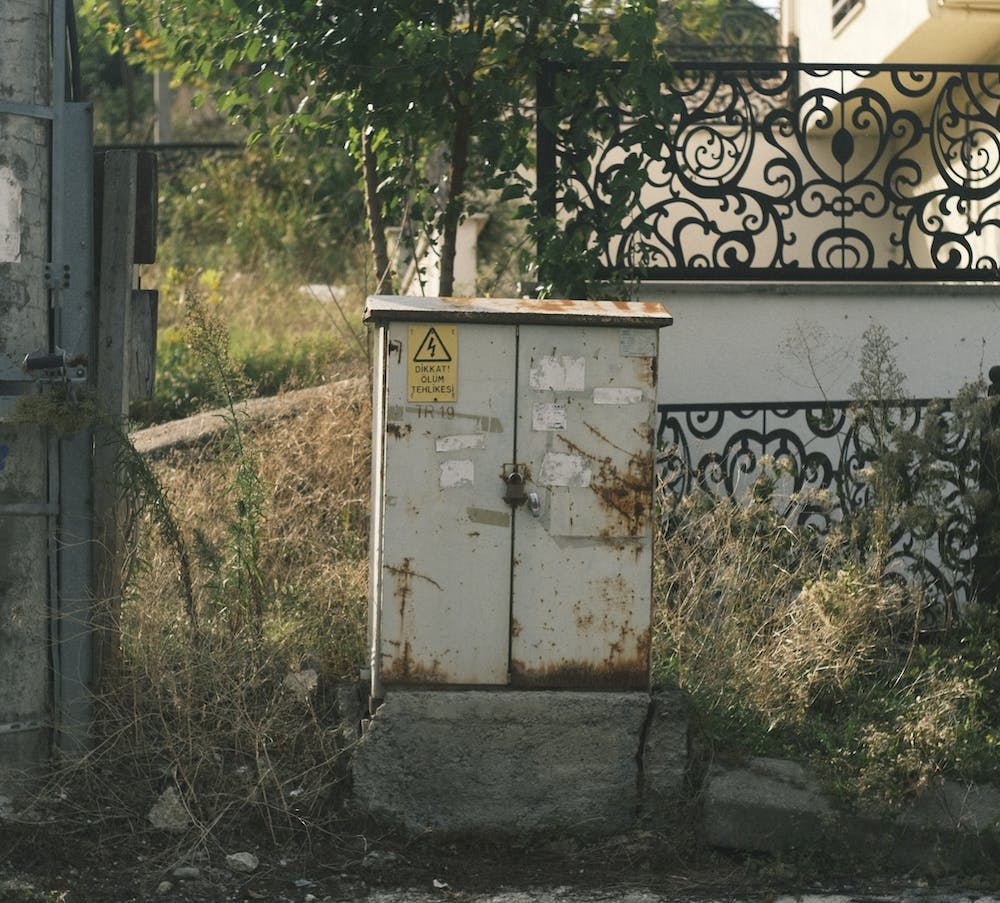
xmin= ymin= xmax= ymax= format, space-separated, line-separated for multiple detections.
xmin=88 ymin=0 xmax=674 ymax=298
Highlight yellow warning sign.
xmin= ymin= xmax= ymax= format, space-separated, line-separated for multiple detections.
xmin=408 ymin=324 xmax=457 ymax=402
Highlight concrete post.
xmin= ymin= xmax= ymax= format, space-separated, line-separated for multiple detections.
xmin=0 ymin=0 xmax=54 ymax=778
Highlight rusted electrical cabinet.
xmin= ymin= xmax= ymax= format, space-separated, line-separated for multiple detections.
xmin=365 ymin=296 xmax=672 ymax=697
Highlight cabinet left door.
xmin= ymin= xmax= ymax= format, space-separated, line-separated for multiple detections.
xmin=373 ymin=321 xmax=517 ymax=686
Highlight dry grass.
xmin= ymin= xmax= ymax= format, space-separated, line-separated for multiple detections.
xmin=651 ymin=481 xmax=903 ymax=726
xmin=653 ymin=473 xmax=1000 ymax=805
xmin=129 ymin=372 xmax=371 ymax=671
xmin=81 ymin=371 xmax=372 ymax=842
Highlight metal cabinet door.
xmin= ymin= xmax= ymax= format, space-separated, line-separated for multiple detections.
xmin=375 ymin=321 xmax=516 ymax=685
xmin=509 ymin=325 xmax=658 ymax=689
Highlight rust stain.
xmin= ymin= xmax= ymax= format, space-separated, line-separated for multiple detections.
xmin=584 ymin=422 xmax=630 ymax=457
xmin=382 ymin=560 xmax=446 ymax=682
xmin=385 ymin=558 xmax=443 ymax=621
xmin=510 ymin=628 xmax=650 ymax=690
xmin=510 ymin=617 xmax=522 ymax=638
xmin=572 ymin=599 xmax=596 ymax=631
xmin=381 ymin=642 xmax=449 ymax=684
xmin=597 ymin=574 xmax=634 ymax=612
xmin=386 ymin=557 xmax=413 ymax=621
xmin=557 ymin=433 xmax=652 ymax=537
xmin=594 ymin=451 xmax=651 ymax=536
xmin=630 ymin=355 xmax=656 ymax=386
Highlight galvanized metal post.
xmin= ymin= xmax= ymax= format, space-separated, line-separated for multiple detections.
xmin=52 ymin=105 xmax=96 ymax=754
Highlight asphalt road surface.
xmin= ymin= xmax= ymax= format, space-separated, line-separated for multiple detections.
xmin=358 ymin=890 xmax=1000 ymax=903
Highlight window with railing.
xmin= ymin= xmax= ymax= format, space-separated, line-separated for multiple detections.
xmin=832 ymin=0 xmax=864 ymax=29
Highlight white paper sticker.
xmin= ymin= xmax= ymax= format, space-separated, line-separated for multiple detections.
xmin=539 ymin=452 xmax=592 ymax=487
xmin=440 ymin=459 xmax=474 ymax=488
xmin=529 ymin=355 xmax=586 ymax=391
xmin=436 ymin=434 xmax=486 ymax=452
xmin=593 ymin=387 xmax=644 ymax=405
xmin=0 ymin=168 xmax=21 ymax=263
xmin=532 ymin=402 xmax=567 ymax=431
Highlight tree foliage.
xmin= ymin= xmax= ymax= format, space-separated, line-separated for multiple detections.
xmin=86 ymin=0 xmax=676 ymax=297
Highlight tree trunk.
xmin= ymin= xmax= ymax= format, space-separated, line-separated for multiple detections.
xmin=438 ymin=97 xmax=473 ymax=298
xmin=362 ymin=127 xmax=393 ymax=294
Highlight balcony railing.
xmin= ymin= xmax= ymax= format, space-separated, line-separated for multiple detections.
xmin=537 ymin=61 xmax=1000 ymax=282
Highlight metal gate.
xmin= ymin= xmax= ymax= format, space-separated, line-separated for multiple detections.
xmin=0 ymin=0 xmax=96 ymax=768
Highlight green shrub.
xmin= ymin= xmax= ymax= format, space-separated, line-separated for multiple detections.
xmin=158 ymin=143 xmax=366 ymax=284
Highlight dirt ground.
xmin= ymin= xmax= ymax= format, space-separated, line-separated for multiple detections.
xmin=0 ymin=812 xmax=789 ymax=903
xmin=6 ymin=802 xmax=983 ymax=903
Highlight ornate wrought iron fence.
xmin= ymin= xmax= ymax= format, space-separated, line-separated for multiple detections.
xmin=655 ymin=397 xmax=982 ymax=624
xmin=538 ymin=61 xmax=1000 ymax=281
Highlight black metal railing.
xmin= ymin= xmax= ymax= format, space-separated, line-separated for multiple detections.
xmin=538 ymin=61 xmax=1000 ymax=281
xmin=655 ymin=397 xmax=982 ymax=624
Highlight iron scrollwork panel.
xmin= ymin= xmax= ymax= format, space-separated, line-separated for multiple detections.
xmin=657 ymin=399 xmax=979 ymax=623
xmin=543 ymin=62 xmax=1000 ymax=280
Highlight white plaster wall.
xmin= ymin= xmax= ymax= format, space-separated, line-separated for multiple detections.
xmin=641 ymin=282 xmax=1000 ymax=404
xmin=789 ymin=0 xmax=1000 ymax=67
xmin=793 ymin=1 xmax=927 ymax=65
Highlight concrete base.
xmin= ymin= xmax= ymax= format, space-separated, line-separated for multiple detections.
xmin=639 ymin=688 xmax=690 ymax=828
xmin=348 ymin=687 xmax=1000 ymax=872
xmin=351 ymin=689 xmax=654 ymax=836
xmin=701 ymin=757 xmax=836 ymax=853
xmin=701 ymin=756 xmax=1000 ymax=873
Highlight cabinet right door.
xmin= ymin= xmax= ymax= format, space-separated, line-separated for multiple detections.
xmin=509 ymin=324 xmax=659 ymax=689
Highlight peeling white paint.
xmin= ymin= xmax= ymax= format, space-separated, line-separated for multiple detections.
xmin=593 ymin=387 xmax=644 ymax=405
xmin=440 ymin=459 xmax=474 ymax=488
xmin=529 ymin=355 xmax=586 ymax=391
xmin=0 ymin=167 xmax=21 ymax=263
xmin=436 ymin=434 xmax=486 ymax=452
xmin=539 ymin=452 xmax=592 ymax=487
xmin=532 ymin=402 xmax=567 ymax=431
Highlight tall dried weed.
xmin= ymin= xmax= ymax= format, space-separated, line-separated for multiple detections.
xmin=86 ymin=323 xmax=371 ymax=842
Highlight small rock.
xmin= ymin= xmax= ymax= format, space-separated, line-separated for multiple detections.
xmin=148 ymin=786 xmax=189 ymax=833
xmin=172 ymin=866 xmax=201 ymax=880
xmin=283 ymin=669 xmax=318 ymax=701
xmin=362 ymin=849 xmax=404 ymax=871
xmin=156 ymin=880 xmax=173 ymax=895
xmin=226 ymin=851 xmax=259 ymax=873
